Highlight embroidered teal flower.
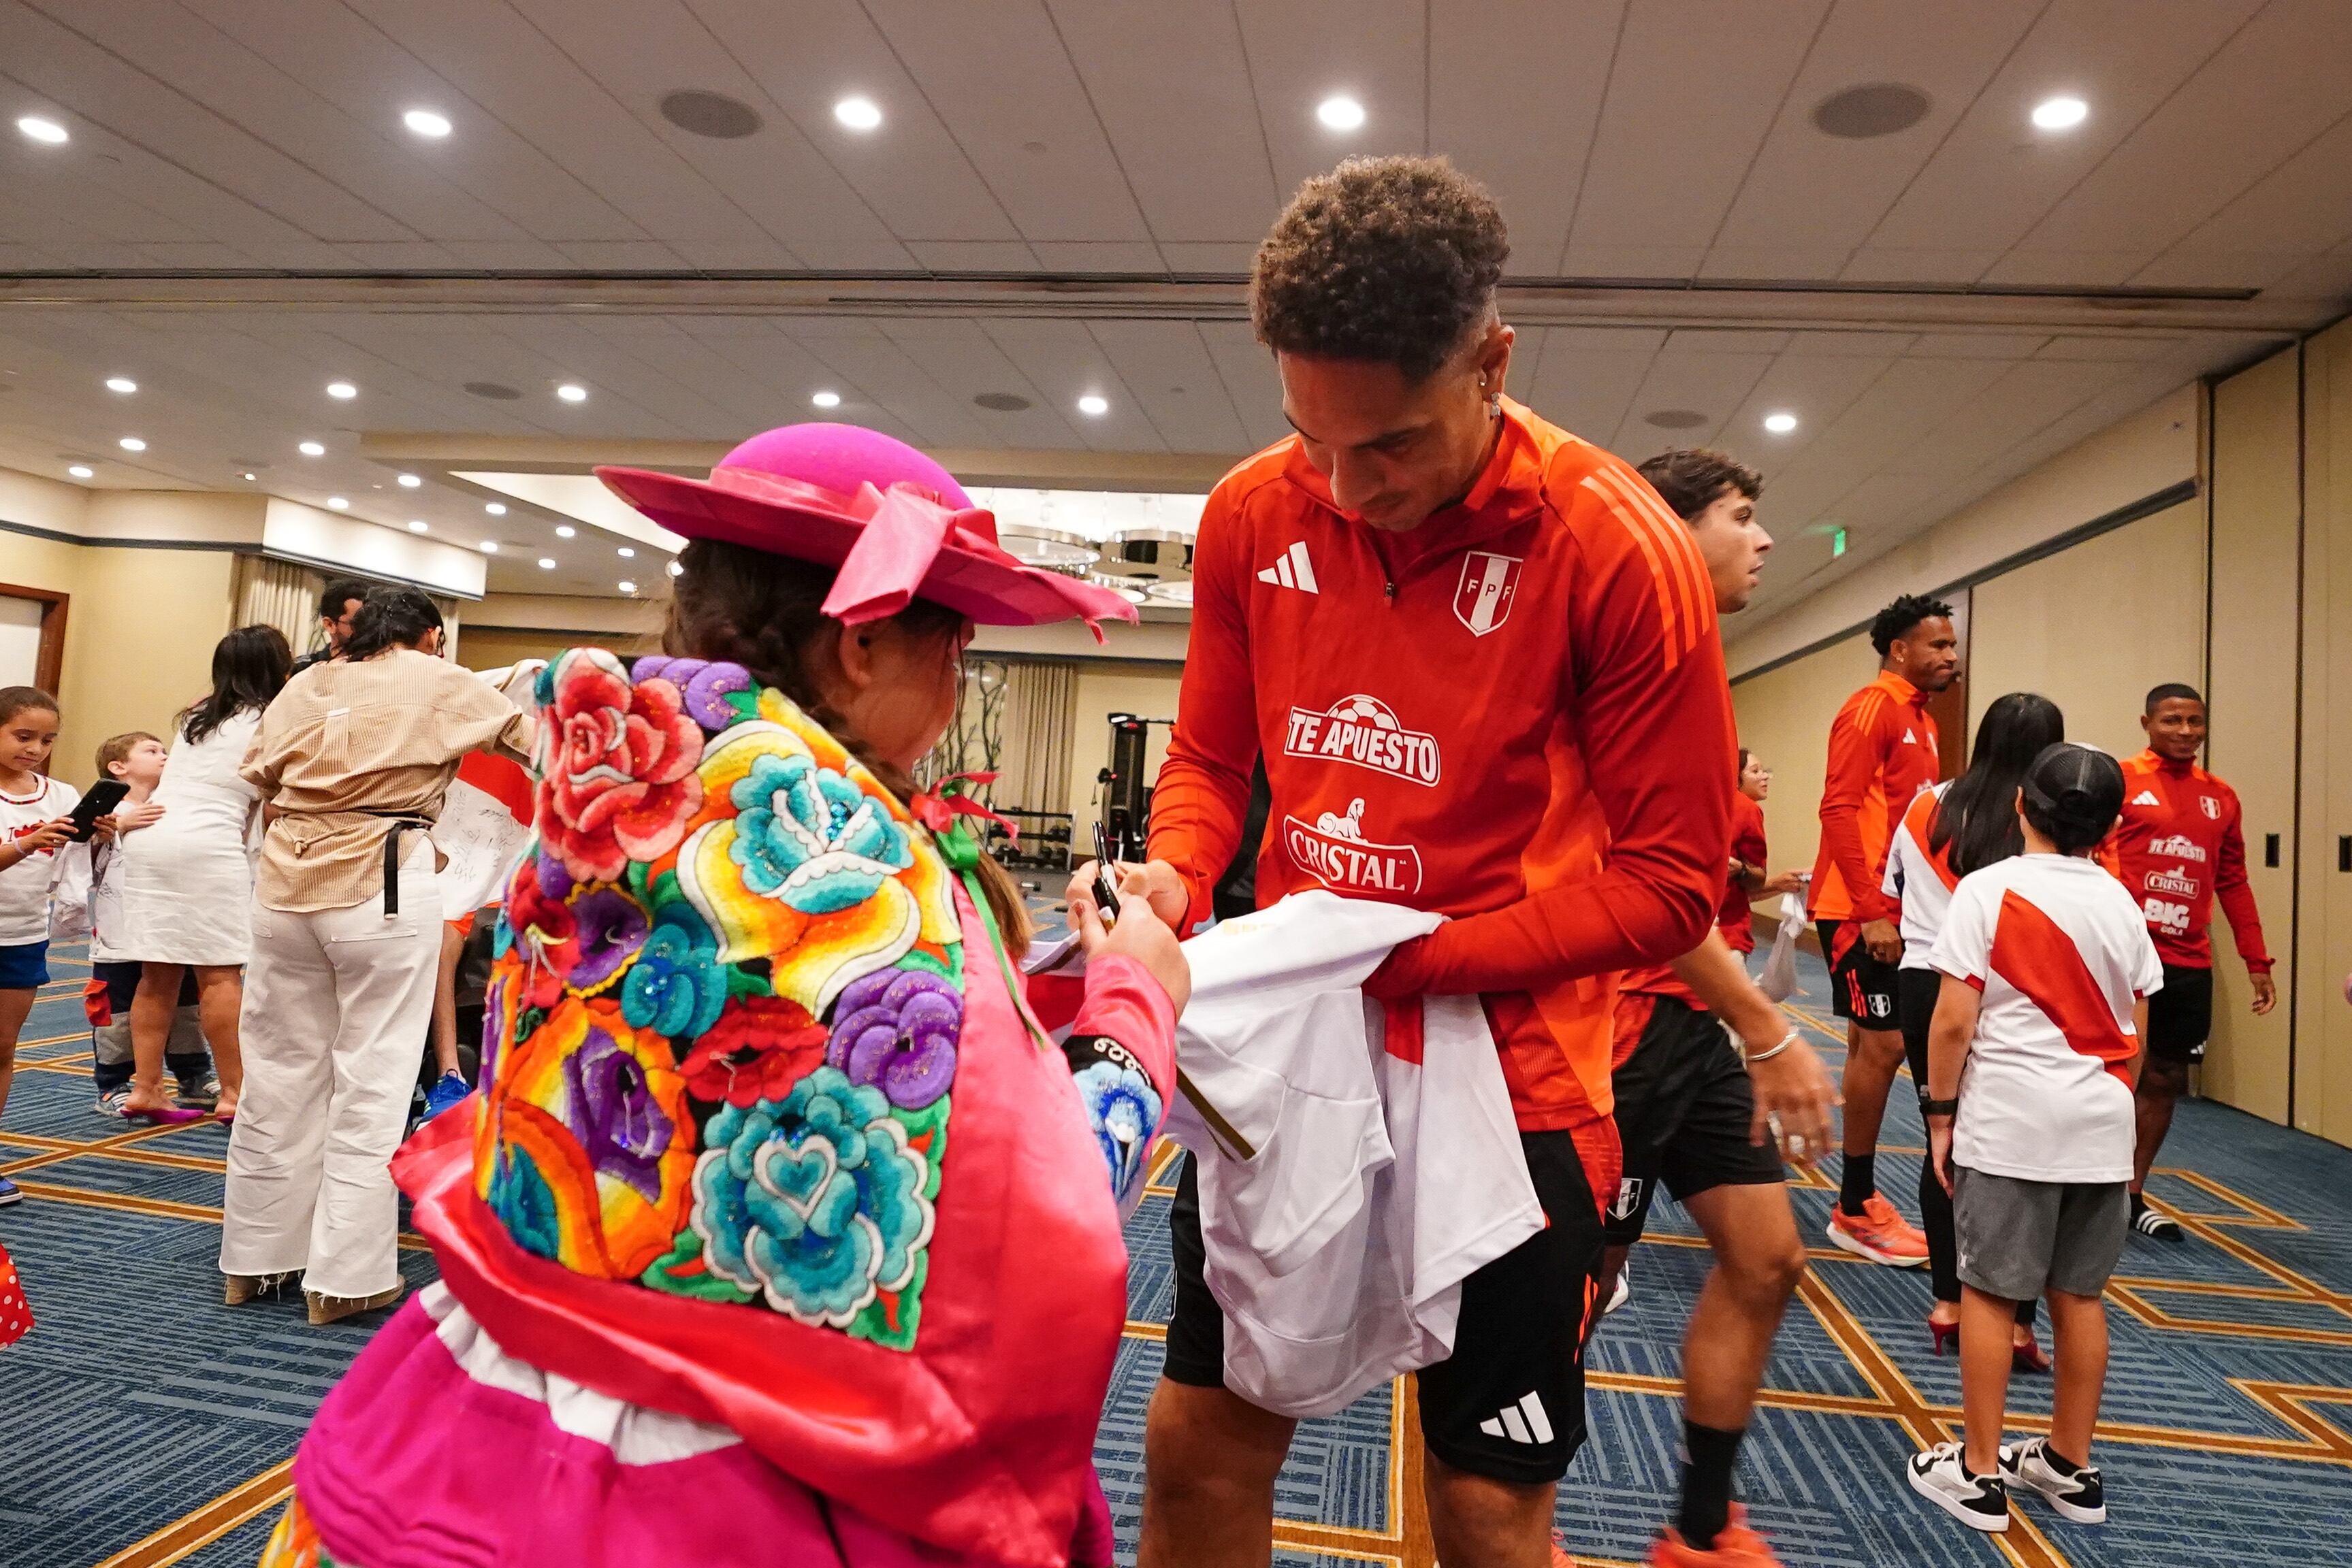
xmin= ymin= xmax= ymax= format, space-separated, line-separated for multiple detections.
xmin=487 ymin=1143 xmax=562 ymax=1262
xmin=727 ymin=751 xmax=912 ymax=915
xmin=687 ymin=1066 xmax=933 ymax=1326
xmin=619 ymin=904 xmax=728 ymax=1041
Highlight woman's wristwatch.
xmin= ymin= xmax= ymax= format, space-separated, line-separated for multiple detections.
xmin=1920 ymin=1096 xmax=1959 ymax=1118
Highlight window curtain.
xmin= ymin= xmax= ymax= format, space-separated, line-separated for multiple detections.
xmin=231 ymin=553 xmax=462 ymax=662
xmin=917 ymin=657 xmax=1076 ymax=815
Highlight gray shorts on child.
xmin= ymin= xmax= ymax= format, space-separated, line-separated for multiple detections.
xmin=1951 ymin=1166 xmax=2129 ymax=1301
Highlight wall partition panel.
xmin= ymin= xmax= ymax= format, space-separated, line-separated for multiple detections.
xmin=2297 ymin=320 xmax=2352 ymax=1145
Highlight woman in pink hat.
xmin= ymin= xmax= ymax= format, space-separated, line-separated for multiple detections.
xmin=259 ymin=425 xmax=1189 ymax=1568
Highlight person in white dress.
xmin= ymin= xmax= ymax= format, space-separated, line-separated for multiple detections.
xmin=117 ymin=625 xmax=292 ymax=1123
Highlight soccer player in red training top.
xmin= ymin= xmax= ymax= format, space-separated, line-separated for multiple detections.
xmin=2102 ymin=684 xmax=2275 ymax=1241
xmin=1072 ymin=157 xmax=1737 ymax=1568
xmin=1810 ymin=595 xmax=1959 ymax=1267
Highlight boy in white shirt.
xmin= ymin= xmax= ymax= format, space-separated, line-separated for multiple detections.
xmin=1908 ymin=742 xmax=2158 ymax=1535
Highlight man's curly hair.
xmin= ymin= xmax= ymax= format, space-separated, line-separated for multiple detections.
xmin=1251 ymin=157 xmax=1509 ymax=382
xmin=1870 ymin=593 xmax=1954 ymax=657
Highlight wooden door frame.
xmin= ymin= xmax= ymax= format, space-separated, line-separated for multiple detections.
xmin=0 ymin=579 xmax=69 ymax=697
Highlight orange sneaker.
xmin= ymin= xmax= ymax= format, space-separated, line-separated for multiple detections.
xmin=1649 ymin=1505 xmax=1782 ymax=1565
xmin=1825 ymin=1193 xmax=1929 ymax=1267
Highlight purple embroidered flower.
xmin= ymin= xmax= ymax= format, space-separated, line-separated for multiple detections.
xmin=631 ymin=655 xmax=753 ymax=733
xmin=569 ymin=887 xmax=649 ymax=994
xmin=563 ymin=1020 xmax=674 ymax=1200
xmin=826 ymin=967 xmax=962 ymax=1110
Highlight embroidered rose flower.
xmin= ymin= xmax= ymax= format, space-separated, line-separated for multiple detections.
xmin=687 ymin=1066 xmax=934 ymax=1327
xmin=631 ymin=655 xmax=754 ymax=734
xmin=538 ymin=649 xmax=706 ymax=883
xmin=568 ymin=885 xmax=649 ymax=996
xmin=679 ymin=994 xmax=829 ymax=1108
xmin=620 ymin=904 xmax=728 ymax=1042
xmin=504 ymin=854 xmax=579 ymax=1009
xmin=826 ymin=966 xmax=961 ymax=1110
xmin=1073 ymin=1058 xmax=1163 ymax=1211
xmin=728 ymin=751 xmax=913 ymax=915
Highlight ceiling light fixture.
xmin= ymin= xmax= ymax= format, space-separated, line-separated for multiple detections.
xmin=327 ymin=381 xmax=357 ymax=399
xmin=117 ymin=436 xmax=146 ymax=451
xmin=618 ymin=580 xmax=638 ymax=594
xmin=668 ymin=559 xmax=683 ymax=578
xmin=555 ymin=525 xmax=576 ymax=538
xmin=617 ymin=546 xmax=635 ymax=558
xmin=1762 ymin=411 xmax=1799 ymax=434
xmin=833 ymin=96 xmax=883 ymax=131
xmin=538 ymin=557 xmax=557 ymax=570
xmin=105 ymin=376 xmax=137 ymax=394
xmin=1317 ymin=96 xmax=1366 ymax=131
xmin=2031 ymin=95 xmax=2088 ymax=131
xmin=1076 ymin=393 xmax=1110 ymax=416
xmin=485 ymin=502 xmax=508 ymax=515
xmin=327 ymin=496 xmax=349 ymax=510
xmin=397 ymin=472 xmax=421 ymax=487
xmin=479 ymin=540 xmax=498 ymax=553
xmin=407 ymin=520 xmax=428 ymax=533
xmin=555 ymin=383 xmax=588 ymax=403
xmin=16 ymin=116 xmax=67 ymax=145
xmin=811 ymin=390 xmax=842 ymax=408
xmin=242 ymin=472 xmax=256 ymax=481
xmin=67 ymin=464 xmax=93 ymax=478
xmin=298 ymin=440 xmax=326 ymax=456
xmin=403 ymin=109 xmax=452 ymax=139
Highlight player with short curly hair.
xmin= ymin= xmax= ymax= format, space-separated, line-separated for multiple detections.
xmin=1079 ymin=155 xmax=1740 ymax=1568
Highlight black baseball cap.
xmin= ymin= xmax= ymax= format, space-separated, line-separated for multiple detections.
xmin=2023 ymin=742 xmax=2124 ymax=839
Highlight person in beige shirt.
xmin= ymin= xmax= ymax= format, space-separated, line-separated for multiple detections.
xmin=220 ymin=585 xmax=532 ymax=1325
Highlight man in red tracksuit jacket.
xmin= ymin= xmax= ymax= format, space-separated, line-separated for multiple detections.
xmin=1070 ymin=157 xmax=1736 ymax=1568
xmin=2102 ymin=683 xmax=2276 ymax=1242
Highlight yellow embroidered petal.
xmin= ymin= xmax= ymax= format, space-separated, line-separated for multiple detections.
xmin=769 ymin=879 xmax=920 ymax=1015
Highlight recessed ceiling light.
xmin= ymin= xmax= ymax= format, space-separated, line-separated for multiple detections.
xmin=327 ymin=496 xmax=349 ymax=510
xmin=538 ymin=557 xmax=557 ymax=570
xmin=667 ymin=559 xmax=683 ymax=577
xmin=67 ymin=464 xmax=93 ymax=479
xmin=299 ymin=440 xmax=326 ymax=456
xmin=485 ymin=502 xmax=507 ymax=515
xmin=327 ymin=381 xmax=357 ymax=399
xmin=16 ymin=116 xmax=67 ymax=145
xmin=479 ymin=540 xmax=498 ymax=553
xmin=402 ymin=109 xmax=452 ymax=139
xmin=1762 ymin=411 xmax=1799 ymax=434
xmin=617 ymin=580 xmax=637 ymax=594
xmin=1076 ymin=394 xmax=1110 ymax=417
xmin=105 ymin=376 xmax=137 ymax=394
xmin=242 ymin=472 xmax=256 ymax=481
xmin=117 ymin=436 xmax=146 ymax=451
xmin=407 ymin=520 xmax=428 ymax=533
xmin=617 ymin=546 xmax=635 ymax=558
xmin=1317 ymin=96 xmax=1366 ymax=131
xmin=555 ymin=383 xmax=588 ymax=403
xmin=555 ymin=525 xmax=576 ymax=538
xmin=2031 ymin=95 xmax=2089 ymax=131
xmin=811 ymin=390 xmax=842 ymax=408
xmin=396 ymin=472 xmax=421 ymax=487
xmin=833 ymin=96 xmax=883 ymax=131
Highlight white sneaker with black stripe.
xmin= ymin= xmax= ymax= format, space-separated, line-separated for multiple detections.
xmin=2001 ymin=1437 xmax=2106 ymax=1524
xmin=1478 ymin=1390 xmax=1557 ymax=1447
xmin=1907 ymin=1441 xmax=2009 ymax=1532
xmin=2131 ymin=1199 xmax=2184 ymax=1243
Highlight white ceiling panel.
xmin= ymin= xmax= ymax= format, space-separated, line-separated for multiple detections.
xmin=981 ymin=318 xmax=1165 ymax=451
xmin=1089 ymin=321 xmax=1254 ymax=454
xmin=1232 ymin=0 xmax=1429 ymax=199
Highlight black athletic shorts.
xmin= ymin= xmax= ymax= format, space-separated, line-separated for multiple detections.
xmin=1604 ymin=996 xmax=1786 ymax=1247
xmin=1164 ymin=1135 xmax=1604 ymax=1485
xmin=2146 ymin=963 xmax=2214 ymax=1063
xmin=1818 ymin=918 xmax=1899 ymax=1028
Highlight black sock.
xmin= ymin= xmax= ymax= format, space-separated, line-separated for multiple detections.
xmin=1679 ymin=1420 xmax=1744 ymax=1549
xmin=1839 ymin=1152 xmax=1876 ymax=1216
xmin=2129 ymin=1190 xmax=2149 ymax=1218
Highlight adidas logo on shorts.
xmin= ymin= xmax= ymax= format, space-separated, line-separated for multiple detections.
xmin=1479 ymin=1390 xmax=1556 ymax=1446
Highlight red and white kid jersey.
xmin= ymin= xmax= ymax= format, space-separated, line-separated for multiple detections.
xmin=1881 ymin=783 xmax=1959 ymax=971
xmin=1927 ymin=854 xmax=2162 ymax=1183
xmin=2100 ymin=750 xmax=2272 ymax=973
xmin=0 ymin=774 xmax=80 ymax=945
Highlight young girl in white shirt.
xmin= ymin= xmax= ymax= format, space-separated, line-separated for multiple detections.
xmin=0 ymin=686 xmax=82 ymax=1209
xmin=1909 ymin=742 xmax=2159 ymax=1535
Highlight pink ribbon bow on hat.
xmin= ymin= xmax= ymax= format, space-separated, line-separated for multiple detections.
xmin=822 ymin=482 xmax=993 ymax=625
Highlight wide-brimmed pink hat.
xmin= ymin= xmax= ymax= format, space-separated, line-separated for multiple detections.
xmin=598 ymin=423 xmax=1138 ymax=634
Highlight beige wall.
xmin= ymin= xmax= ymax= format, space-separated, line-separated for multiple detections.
xmin=1729 ymin=632 xmax=1881 ymax=878
xmin=1726 ymin=384 xmax=2200 ymax=678
xmin=1069 ymin=664 xmax=1185 ymax=849
xmin=2206 ymin=346 xmax=2303 ymax=1122
xmin=2297 ymin=318 xmax=2352 ymax=1146
xmin=1965 ymin=500 xmax=2207 ymax=760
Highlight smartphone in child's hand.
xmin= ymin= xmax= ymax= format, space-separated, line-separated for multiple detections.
xmin=63 ymin=779 xmax=130 ymax=843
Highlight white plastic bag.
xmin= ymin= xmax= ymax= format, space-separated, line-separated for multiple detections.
xmin=1756 ymin=890 xmax=1809 ymax=1002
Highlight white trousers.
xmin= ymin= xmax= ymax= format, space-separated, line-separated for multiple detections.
xmin=220 ymin=842 xmax=440 ymax=1299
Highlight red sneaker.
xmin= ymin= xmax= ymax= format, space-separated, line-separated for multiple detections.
xmin=1826 ymin=1192 xmax=1929 ymax=1267
xmin=1649 ymin=1505 xmax=1783 ymax=1565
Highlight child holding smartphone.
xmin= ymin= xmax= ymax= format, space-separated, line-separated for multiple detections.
xmin=0 ymin=686 xmax=82 ymax=1208
xmin=1909 ymin=742 xmax=2157 ymax=1534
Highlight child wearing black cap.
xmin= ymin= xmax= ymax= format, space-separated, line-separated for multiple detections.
xmin=1905 ymin=742 xmax=2158 ymax=1535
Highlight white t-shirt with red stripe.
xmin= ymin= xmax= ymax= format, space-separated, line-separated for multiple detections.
xmin=1882 ymin=782 xmax=1959 ymax=970
xmin=0 ymin=774 xmax=80 ymax=946
xmin=1927 ymin=852 xmax=2163 ymax=1183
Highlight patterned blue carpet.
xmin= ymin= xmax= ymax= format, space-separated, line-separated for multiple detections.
xmin=4 ymin=937 xmax=2349 ymax=1567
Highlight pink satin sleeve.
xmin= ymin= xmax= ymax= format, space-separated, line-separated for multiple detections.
xmin=1066 ymin=953 xmax=1178 ymax=1105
